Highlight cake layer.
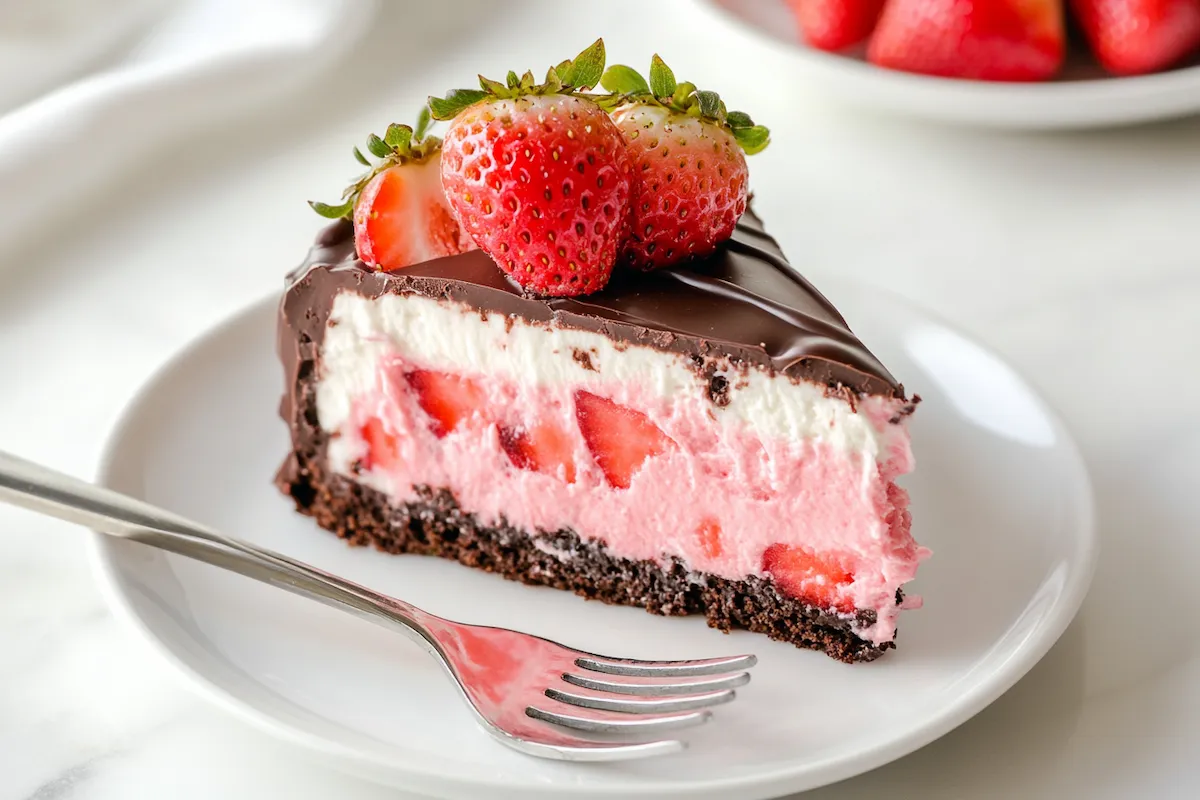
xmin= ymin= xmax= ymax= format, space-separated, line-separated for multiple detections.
xmin=319 ymin=292 xmax=910 ymax=457
xmin=315 ymin=290 xmax=923 ymax=644
xmin=277 ymin=209 xmax=928 ymax=656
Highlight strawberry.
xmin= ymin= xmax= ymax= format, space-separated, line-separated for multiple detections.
xmin=762 ymin=543 xmax=856 ymax=612
xmin=787 ymin=0 xmax=886 ymax=52
xmin=697 ymin=518 xmax=724 ymax=559
xmin=867 ymin=0 xmax=1066 ymax=81
xmin=600 ymin=57 xmax=769 ymax=271
xmin=309 ymin=108 xmax=474 ymax=271
xmin=1070 ymin=0 xmax=1200 ymax=75
xmin=574 ymin=391 xmax=675 ymax=489
xmin=500 ymin=421 xmax=578 ymax=483
xmin=353 ymin=157 xmax=473 ymax=271
xmin=405 ymin=370 xmax=487 ymax=437
xmin=359 ymin=417 xmax=401 ymax=471
xmin=430 ymin=41 xmax=633 ymax=297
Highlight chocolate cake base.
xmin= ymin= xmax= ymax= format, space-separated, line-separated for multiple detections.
xmin=276 ymin=451 xmax=894 ymax=664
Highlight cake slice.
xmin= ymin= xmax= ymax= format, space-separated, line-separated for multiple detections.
xmin=275 ymin=44 xmax=929 ymax=662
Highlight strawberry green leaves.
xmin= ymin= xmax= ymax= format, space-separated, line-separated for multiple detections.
xmin=425 ymin=41 xmax=768 ymax=155
xmin=726 ymin=111 xmax=770 ymax=155
xmin=555 ymin=38 xmax=606 ymax=90
xmin=309 ymin=107 xmax=442 ymax=219
xmin=600 ymin=64 xmax=649 ymax=95
xmin=429 ymin=39 xmax=608 ymax=120
xmin=600 ymin=54 xmax=770 ymax=156
xmin=648 ymin=54 xmax=676 ymax=97
xmin=428 ymin=89 xmax=489 ymax=120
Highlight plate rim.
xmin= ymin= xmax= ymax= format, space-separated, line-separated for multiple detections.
xmin=87 ymin=284 xmax=1099 ymax=798
xmin=695 ymin=0 xmax=1200 ymax=129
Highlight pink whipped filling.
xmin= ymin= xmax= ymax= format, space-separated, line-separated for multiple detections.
xmin=337 ymin=352 xmax=926 ymax=644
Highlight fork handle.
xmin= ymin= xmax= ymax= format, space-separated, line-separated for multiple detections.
xmin=0 ymin=449 xmax=445 ymax=653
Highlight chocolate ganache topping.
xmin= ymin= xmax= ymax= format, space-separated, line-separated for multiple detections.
xmin=278 ymin=209 xmax=904 ymax=405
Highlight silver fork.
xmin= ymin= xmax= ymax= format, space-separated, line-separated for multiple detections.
xmin=0 ymin=450 xmax=755 ymax=761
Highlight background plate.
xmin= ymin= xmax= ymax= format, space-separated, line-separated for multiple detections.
xmin=90 ymin=283 xmax=1096 ymax=799
xmin=703 ymin=0 xmax=1200 ymax=130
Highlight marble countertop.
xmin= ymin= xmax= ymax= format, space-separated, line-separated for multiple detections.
xmin=2 ymin=2 xmax=1199 ymax=798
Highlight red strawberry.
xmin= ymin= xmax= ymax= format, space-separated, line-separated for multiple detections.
xmin=405 ymin=370 xmax=487 ymax=437
xmin=574 ymin=391 xmax=675 ymax=489
xmin=359 ymin=417 xmax=401 ymax=471
xmin=354 ymin=157 xmax=474 ymax=271
xmin=1071 ymin=0 xmax=1200 ymax=75
xmin=431 ymin=42 xmax=633 ymax=297
xmin=309 ymin=110 xmax=473 ymax=271
xmin=697 ymin=518 xmax=724 ymax=559
xmin=500 ymin=421 xmax=578 ymax=483
xmin=762 ymin=544 xmax=856 ymax=612
xmin=787 ymin=0 xmax=886 ymax=51
xmin=867 ymin=0 xmax=1066 ymax=81
xmin=600 ymin=56 xmax=769 ymax=271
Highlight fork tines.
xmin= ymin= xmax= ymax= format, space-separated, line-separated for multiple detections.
xmin=526 ymin=652 xmax=756 ymax=753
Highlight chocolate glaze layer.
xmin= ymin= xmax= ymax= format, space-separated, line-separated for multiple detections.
xmin=278 ymin=209 xmax=904 ymax=429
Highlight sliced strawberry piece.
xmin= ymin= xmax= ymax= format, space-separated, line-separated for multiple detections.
xmin=697 ymin=518 xmax=724 ymax=559
xmin=359 ymin=416 xmax=400 ymax=472
xmin=574 ymin=391 xmax=675 ymax=489
xmin=762 ymin=544 xmax=856 ymax=612
xmin=500 ymin=420 xmax=578 ymax=483
xmin=354 ymin=156 xmax=474 ymax=273
xmin=405 ymin=370 xmax=486 ymax=437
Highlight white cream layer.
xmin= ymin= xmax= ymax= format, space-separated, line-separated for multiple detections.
xmin=316 ymin=291 xmax=903 ymax=462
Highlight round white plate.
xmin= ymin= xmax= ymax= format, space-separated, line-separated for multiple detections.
xmin=702 ymin=0 xmax=1200 ymax=129
xmin=90 ymin=283 xmax=1096 ymax=800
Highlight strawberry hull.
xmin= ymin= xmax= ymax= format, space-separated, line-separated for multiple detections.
xmin=277 ymin=213 xmax=928 ymax=660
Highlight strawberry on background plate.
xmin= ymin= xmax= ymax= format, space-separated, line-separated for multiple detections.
xmin=598 ymin=56 xmax=769 ymax=272
xmin=867 ymin=0 xmax=1067 ymax=81
xmin=309 ymin=109 xmax=474 ymax=271
xmin=429 ymin=41 xmax=634 ymax=297
xmin=1071 ymin=0 xmax=1200 ymax=75
xmin=787 ymin=0 xmax=886 ymax=52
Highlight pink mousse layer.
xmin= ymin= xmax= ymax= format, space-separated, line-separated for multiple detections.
xmin=336 ymin=352 xmax=926 ymax=644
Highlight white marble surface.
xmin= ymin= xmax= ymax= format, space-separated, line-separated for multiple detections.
xmin=2 ymin=1 xmax=1200 ymax=798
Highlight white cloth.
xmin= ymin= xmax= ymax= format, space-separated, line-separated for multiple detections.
xmin=0 ymin=0 xmax=375 ymax=249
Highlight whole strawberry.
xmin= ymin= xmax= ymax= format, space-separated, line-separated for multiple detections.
xmin=310 ymin=108 xmax=474 ymax=271
xmin=787 ymin=0 xmax=885 ymax=52
xmin=867 ymin=0 xmax=1066 ymax=81
xmin=430 ymin=41 xmax=633 ymax=297
xmin=600 ymin=57 xmax=769 ymax=271
xmin=1071 ymin=0 xmax=1200 ymax=76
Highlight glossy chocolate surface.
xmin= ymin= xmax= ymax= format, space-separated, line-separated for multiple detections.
xmin=279 ymin=210 xmax=903 ymax=400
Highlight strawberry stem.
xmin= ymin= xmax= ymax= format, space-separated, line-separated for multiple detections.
xmin=600 ymin=55 xmax=770 ymax=155
xmin=308 ymin=109 xmax=442 ymax=219
xmin=428 ymin=38 xmax=608 ymax=120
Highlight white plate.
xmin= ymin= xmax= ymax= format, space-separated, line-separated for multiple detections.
xmin=702 ymin=0 xmax=1200 ymax=129
xmin=89 ymin=283 xmax=1096 ymax=799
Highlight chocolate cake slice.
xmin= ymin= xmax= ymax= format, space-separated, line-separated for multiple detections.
xmin=275 ymin=211 xmax=928 ymax=663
